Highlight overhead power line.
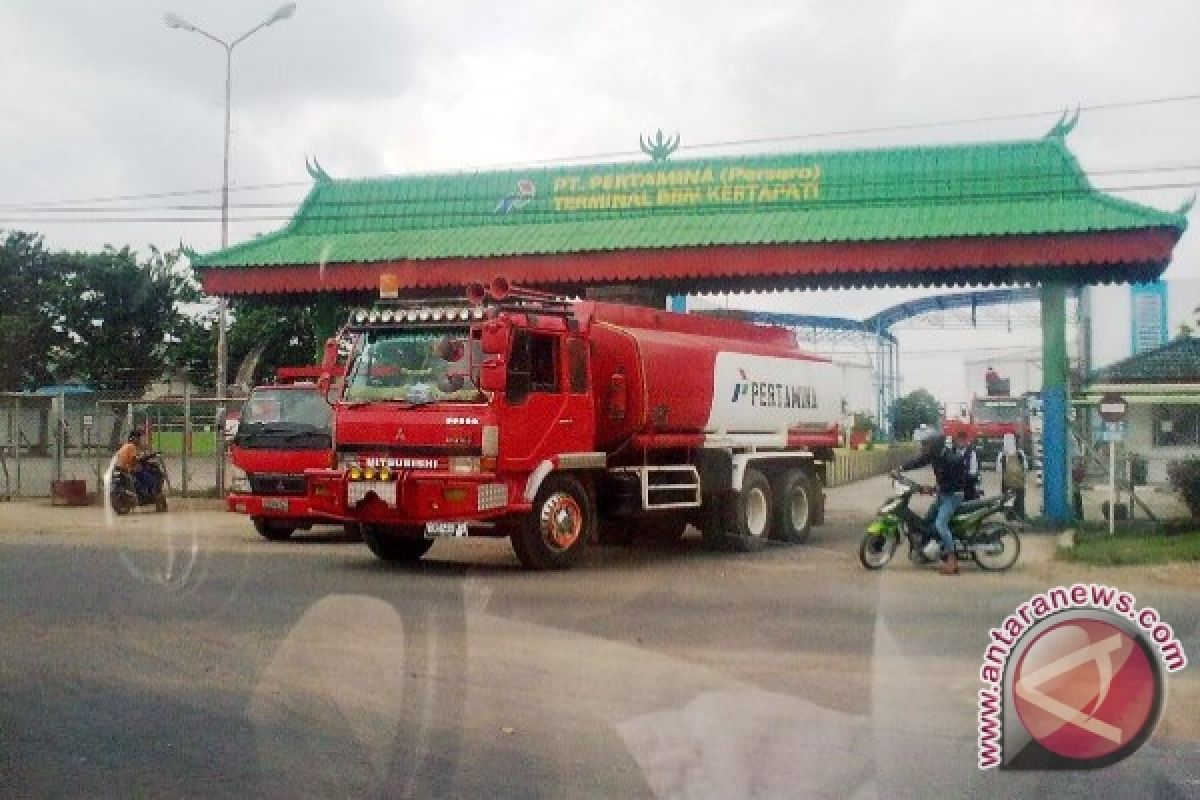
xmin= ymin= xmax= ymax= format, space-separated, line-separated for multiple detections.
xmin=1 ymin=177 xmax=1197 ymax=226
xmin=3 ymin=89 xmax=1200 ymax=212
xmin=4 ymin=162 xmax=1200 ymax=216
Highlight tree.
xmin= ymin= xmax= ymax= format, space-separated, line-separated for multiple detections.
xmin=226 ymin=303 xmax=325 ymax=388
xmin=893 ymin=388 xmax=941 ymax=440
xmin=0 ymin=232 xmax=67 ymax=390
xmin=150 ymin=291 xmax=337 ymax=393
xmin=53 ymin=246 xmax=191 ymax=394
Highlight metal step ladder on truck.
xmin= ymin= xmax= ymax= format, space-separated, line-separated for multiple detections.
xmin=306 ymin=278 xmax=842 ymax=570
xmin=228 ymin=365 xmax=357 ymax=541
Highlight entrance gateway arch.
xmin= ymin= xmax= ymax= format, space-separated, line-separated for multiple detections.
xmin=191 ymin=121 xmax=1190 ymax=525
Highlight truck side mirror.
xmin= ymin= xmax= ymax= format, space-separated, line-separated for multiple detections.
xmin=480 ymin=321 xmax=507 ymax=355
xmin=480 ymin=359 xmax=507 ymax=393
xmin=605 ymin=371 xmax=628 ymax=421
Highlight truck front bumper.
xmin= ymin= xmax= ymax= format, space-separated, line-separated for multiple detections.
xmin=306 ymin=469 xmax=525 ymax=526
xmin=226 ymin=492 xmax=340 ymax=524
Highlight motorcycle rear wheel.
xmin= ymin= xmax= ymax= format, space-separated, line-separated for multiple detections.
xmin=859 ymin=533 xmax=897 ymax=569
xmin=972 ymin=524 xmax=1021 ymax=571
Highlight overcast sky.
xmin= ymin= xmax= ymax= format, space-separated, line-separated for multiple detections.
xmin=2 ymin=1 xmax=1198 ymax=403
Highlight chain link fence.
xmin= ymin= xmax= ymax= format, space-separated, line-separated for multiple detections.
xmin=0 ymin=390 xmax=242 ymax=499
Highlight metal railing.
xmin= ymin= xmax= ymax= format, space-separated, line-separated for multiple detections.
xmin=825 ymin=444 xmax=920 ymax=488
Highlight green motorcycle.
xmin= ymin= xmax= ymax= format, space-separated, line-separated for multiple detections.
xmin=859 ymin=473 xmax=1021 ymax=571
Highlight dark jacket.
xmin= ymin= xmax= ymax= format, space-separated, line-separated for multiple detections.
xmin=903 ymin=446 xmax=974 ymax=494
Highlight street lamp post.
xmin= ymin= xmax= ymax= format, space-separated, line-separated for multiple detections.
xmin=165 ymin=3 xmax=296 ymax=495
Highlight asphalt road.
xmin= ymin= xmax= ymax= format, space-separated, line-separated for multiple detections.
xmin=1 ymin=473 xmax=1197 ymax=798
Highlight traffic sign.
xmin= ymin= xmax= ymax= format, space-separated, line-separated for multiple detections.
xmin=1099 ymin=392 xmax=1127 ymax=423
xmin=1101 ymin=421 xmax=1126 ymax=442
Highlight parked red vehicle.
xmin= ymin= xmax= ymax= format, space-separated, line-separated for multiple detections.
xmin=228 ymin=367 xmax=353 ymax=541
xmin=308 ymin=278 xmax=843 ymax=569
xmin=943 ymin=391 xmax=1032 ymax=467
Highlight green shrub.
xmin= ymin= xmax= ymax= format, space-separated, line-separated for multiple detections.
xmin=1167 ymin=458 xmax=1200 ymax=518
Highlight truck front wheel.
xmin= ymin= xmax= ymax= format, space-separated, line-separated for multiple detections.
xmin=363 ymin=526 xmax=434 ymax=563
xmin=512 ymin=474 xmax=593 ymax=570
xmin=253 ymin=517 xmax=295 ymax=541
xmin=771 ymin=469 xmax=814 ymax=544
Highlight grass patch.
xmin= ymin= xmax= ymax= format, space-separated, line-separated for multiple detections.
xmin=150 ymin=430 xmax=217 ymax=456
xmin=1058 ymin=528 xmax=1200 ymax=566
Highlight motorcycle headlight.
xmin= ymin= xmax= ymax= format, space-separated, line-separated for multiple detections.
xmin=230 ymin=466 xmax=250 ymax=494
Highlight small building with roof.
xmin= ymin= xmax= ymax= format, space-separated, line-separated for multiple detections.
xmin=1076 ymin=335 xmax=1200 ymax=484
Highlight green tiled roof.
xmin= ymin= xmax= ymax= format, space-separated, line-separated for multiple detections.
xmin=193 ymin=134 xmax=1188 ymax=268
xmin=1088 ymin=336 xmax=1200 ymax=384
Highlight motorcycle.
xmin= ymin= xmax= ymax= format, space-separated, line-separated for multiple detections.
xmin=109 ymin=452 xmax=169 ymax=515
xmin=858 ymin=472 xmax=1020 ymax=571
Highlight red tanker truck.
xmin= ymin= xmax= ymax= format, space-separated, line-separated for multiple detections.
xmin=307 ymin=279 xmax=842 ymax=569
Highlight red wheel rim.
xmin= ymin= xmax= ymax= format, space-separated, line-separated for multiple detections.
xmin=540 ymin=493 xmax=583 ymax=551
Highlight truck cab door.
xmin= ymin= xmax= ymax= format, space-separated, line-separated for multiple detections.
xmin=498 ymin=330 xmax=594 ymax=470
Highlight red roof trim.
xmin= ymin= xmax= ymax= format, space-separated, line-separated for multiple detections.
xmin=199 ymin=229 xmax=1181 ymax=296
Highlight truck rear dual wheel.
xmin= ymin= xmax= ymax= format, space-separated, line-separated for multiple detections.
xmin=700 ymin=468 xmax=774 ymax=553
xmin=363 ymin=525 xmax=434 ymax=563
xmin=770 ymin=469 xmax=814 ymax=544
xmin=511 ymin=474 xmax=593 ymax=570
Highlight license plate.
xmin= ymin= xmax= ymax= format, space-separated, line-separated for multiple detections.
xmin=425 ymin=521 xmax=469 ymax=538
xmin=262 ymin=498 xmax=289 ymax=512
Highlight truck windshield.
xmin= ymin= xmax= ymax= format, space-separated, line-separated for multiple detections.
xmin=973 ymin=400 xmax=1021 ymax=424
xmin=344 ymin=328 xmax=484 ymax=404
xmin=235 ymin=387 xmax=332 ymax=449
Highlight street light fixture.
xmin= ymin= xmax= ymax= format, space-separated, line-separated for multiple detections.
xmin=165 ymin=3 xmax=297 ymax=494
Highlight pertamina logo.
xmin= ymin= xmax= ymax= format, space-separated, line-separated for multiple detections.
xmin=730 ymin=368 xmax=817 ymax=409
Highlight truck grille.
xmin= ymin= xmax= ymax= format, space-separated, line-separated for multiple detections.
xmin=248 ymin=474 xmax=307 ymax=496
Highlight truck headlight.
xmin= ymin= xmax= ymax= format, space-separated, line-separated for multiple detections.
xmin=230 ymin=466 xmax=250 ymax=494
xmin=449 ymin=456 xmax=480 ymax=473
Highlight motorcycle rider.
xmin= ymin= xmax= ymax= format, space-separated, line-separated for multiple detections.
xmin=114 ymin=430 xmax=151 ymax=498
xmin=897 ymin=427 xmax=973 ymax=575
xmin=955 ymin=429 xmax=982 ymax=501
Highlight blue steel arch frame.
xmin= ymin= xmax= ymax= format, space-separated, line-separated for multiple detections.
xmin=722 ymin=286 xmax=1045 ymax=444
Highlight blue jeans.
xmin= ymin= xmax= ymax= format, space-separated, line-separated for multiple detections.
xmin=932 ymin=491 xmax=964 ymax=556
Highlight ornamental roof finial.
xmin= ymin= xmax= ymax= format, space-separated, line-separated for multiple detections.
xmin=1044 ymin=107 xmax=1080 ymax=139
xmin=305 ymin=156 xmax=332 ymax=183
xmin=639 ymin=129 xmax=680 ymax=161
